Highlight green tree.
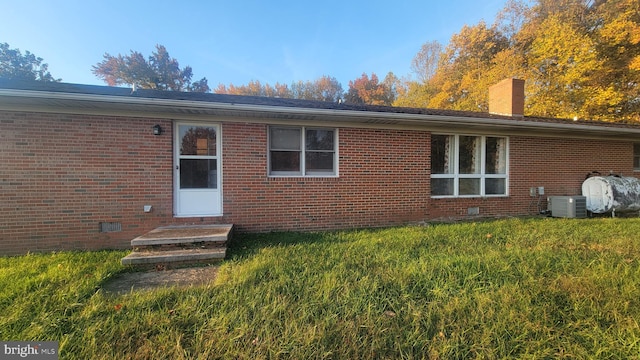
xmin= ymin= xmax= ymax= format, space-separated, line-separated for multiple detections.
xmin=393 ymin=81 xmax=434 ymax=108
xmin=92 ymin=45 xmax=209 ymax=92
xmin=381 ymin=72 xmax=401 ymax=103
xmin=0 ymin=42 xmax=60 ymax=81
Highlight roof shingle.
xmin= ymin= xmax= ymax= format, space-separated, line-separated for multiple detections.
xmin=1 ymin=78 xmax=639 ymax=131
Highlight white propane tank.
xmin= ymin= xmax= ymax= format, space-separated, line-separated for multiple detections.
xmin=582 ymin=176 xmax=640 ymax=214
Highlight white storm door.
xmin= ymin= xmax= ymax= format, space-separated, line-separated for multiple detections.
xmin=174 ymin=123 xmax=222 ymax=216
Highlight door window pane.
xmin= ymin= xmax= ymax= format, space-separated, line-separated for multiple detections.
xmin=459 ymin=136 xmax=481 ymax=174
xmin=180 ymin=159 xmax=217 ymax=189
xmin=179 ymin=126 xmax=217 ymax=156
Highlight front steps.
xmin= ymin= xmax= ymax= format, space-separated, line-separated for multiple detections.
xmin=121 ymin=224 xmax=233 ymax=268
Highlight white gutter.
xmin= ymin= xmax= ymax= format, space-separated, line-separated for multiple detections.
xmin=2 ymin=88 xmax=640 ymax=136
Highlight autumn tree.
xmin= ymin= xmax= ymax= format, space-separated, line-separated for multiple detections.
xmin=410 ymin=41 xmax=443 ymax=83
xmin=345 ymin=72 xmax=396 ymax=106
xmin=494 ymin=0 xmax=529 ymax=44
xmin=216 ymin=75 xmax=344 ymax=102
xmin=396 ymin=0 xmax=640 ymax=122
xmin=394 ymin=42 xmax=443 ymax=108
xmin=291 ymin=75 xmax=344 ymax=102
xmin=393 ymin=82 xmax=434 ymax=108
xmin=515 ymin=0 xmax=638 ymax=120
xmin=589 ymin=0 xmax=640 ymax=119
xmin=430 ymin=21 xmax=510 ymax=111
xmin=526 ymin=13 xmax=602 ymax=118
xmin=215 ymin=80 xmax=291 ymax=97
xmin=397 ymin=22 xmax=512 ymax=111
xmin=0 ymin=42 xmax=60 ymax=81
xmin=92 ymin=45 xmax=209 ymax=92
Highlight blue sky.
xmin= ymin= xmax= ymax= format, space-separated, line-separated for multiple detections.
xmin=1 ymin=0 xmax=507 ymax=89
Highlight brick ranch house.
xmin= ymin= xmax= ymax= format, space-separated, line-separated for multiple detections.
xmin=1 ymin=78 xmax=640 ymax=255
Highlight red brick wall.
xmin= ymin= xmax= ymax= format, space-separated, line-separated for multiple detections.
xmin=429 ymin=136 xmax=636 ymax=219
xmin=220 ymin=124 xmax=430 ymax=232
xmin=1 ymin=110 xmax=637 ymax=255
xmin=1 ymin=111 xmax=175 ymax=255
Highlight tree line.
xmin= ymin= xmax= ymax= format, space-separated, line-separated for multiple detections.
xmin=1 ymin=42 xmax=398 ymax=106
xmin=215 ymin=72 xmax=399 ymax=105
xmin=399 ymin=0 xmax=639 ymax=122
xmin=1 ymin=0 xmax=638 ymax=121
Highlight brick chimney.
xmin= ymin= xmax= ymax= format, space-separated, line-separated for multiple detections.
xmin=489 ymin=78 xmax=525 ymax=117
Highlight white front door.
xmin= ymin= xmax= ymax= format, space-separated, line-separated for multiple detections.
xmin=174 ymin=122 xmax=222 ymax=216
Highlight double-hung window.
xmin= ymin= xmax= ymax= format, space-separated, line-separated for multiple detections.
xmin=634 ymin=143 xmax=640 ymax=171
xmin=269 ymin=126 xmax=337 ymax=176
xmin=431 ymin=134 xmax=508 ymax=197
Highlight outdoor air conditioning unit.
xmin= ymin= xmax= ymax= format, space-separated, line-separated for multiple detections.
xmin=547 ymin=196 xmax=587 ymax=218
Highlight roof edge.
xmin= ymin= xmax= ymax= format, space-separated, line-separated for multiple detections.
xmin=2 ymin=87 xmax=640 ymax=138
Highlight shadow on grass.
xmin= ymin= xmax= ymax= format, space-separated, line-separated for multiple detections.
xmin=226 ymin=230 xmax=350 ymax=260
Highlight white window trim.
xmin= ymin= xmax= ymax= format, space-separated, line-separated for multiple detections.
xmin=431 ymin=134 xmax=509 ymax=198
xmin=268 ymin=126 xmax=339 ymax=177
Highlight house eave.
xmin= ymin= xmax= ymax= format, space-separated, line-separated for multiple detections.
xmin=1 ymin=88 xmax=640 ymax=141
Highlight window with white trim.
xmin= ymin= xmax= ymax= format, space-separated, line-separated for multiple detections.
xmin=634 ymin=143 xmax=640 ymax=171
xmin=431 ymin=134 xmax=508 ymax=197
xmin=269 ymin=126 xmax=337 ymax=176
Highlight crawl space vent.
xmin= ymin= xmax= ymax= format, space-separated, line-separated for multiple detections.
xmin=100 ymin=222 xmax=122 ymax=233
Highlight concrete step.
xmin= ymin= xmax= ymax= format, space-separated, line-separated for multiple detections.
xmin=121 ymin=248 xmax=226 ymax=266
xmin=131 ymin=224 xmax=233 ymax=247
xmin=121 ymin=224 xmax=233 ymax=268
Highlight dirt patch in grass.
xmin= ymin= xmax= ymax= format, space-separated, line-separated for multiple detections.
xmin=102 ymin=266 xmax=219 ymax=295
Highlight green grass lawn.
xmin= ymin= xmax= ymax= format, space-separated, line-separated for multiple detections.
xmin=1 ymin=217 xmax=640 ymax=359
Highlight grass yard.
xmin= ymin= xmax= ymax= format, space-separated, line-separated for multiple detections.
xmin=1 ymin=217 xmax=640 ymax=359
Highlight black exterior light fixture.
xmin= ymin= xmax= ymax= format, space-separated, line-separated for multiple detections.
xmin=152 ymin=124 xmax=163 ymax=136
